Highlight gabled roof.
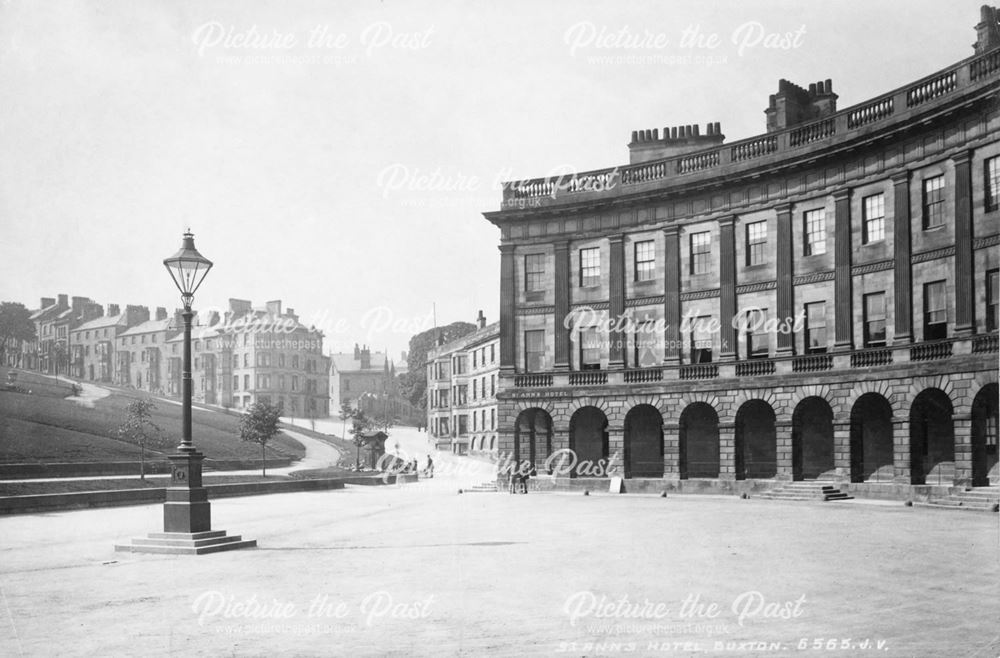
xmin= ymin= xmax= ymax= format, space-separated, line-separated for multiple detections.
xmin=120 ymin=318 xmax=175 ymax=337
xmin=73 ymin=313 xmax=128 ymax=332
xmin=30 ymin=302 xmax=63 ymax=322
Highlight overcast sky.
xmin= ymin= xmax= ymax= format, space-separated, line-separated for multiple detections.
xmin=0 ymin=0 xmax=983 ymax=359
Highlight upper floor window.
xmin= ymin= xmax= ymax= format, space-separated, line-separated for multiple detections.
xmin=804 ymin=302 xmax=827 ymax=354
xmin=524 ymin=254 xmax=546 ymax=292
xmin=986 ymin=156 xmax=1000 ymax=213
xmin=923 ymin=280 xmax=947 ymax=341
xmin=863 ymin=193 xmax=885 ymax=244
xmin=632 ymin=320 xmax=657 ymax=367
xmin=746 ymin=221 xmax=767 ymax=266
xmin=634 ymin=240 xmax=655 ymax=282
xmin=863 ymin=292 xmax=886 ymax=347
xmin=579 ymin=247 xmax=601 ymax=287
xmin=524 ymin=330 xmax=545 ymax=372
xmin=803 ymin=209 xmax=826 ymax=256
xmin=688 ymin=316 xmax=713 ymax=364
xmin=745 ymin=308 xmax=770 ymax=358
xmin=690 ymin=232 xmax=711 ymax=275
xmin=988 ymin=269 xmax=999 ymax=333
xmin=922 ymin=175 xmax=945 ymax=229
xmin=579 ymin=326 xmax=601 ymax=370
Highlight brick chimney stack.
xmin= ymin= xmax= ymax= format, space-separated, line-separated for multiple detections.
xmin=477 ymin=310 xmax=486 ymax=329
xmin=360 ymin=345 xmax=371 ymax=370
xmin=765 ymin=78 xmax=838 ymax=132
xmin=628 ymin=122 xmax=726 ymax=164
xmin=975 ymin=5 xmax=1000 ymax=53
xmin=155 ymin=307 xmax=168 ymax=321
xmin=108 ymin=304 xmax=121 ymax=317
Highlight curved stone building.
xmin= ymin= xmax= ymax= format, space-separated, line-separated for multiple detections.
xmin=483 ymin=6 xmax=1000 ymax=500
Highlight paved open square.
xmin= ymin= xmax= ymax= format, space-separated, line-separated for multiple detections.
xmin=1 ymin=478 xmax=996 ymax=657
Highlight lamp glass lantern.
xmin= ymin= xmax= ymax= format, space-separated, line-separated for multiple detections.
xmin=163 ymin=231 xmax=213 ymax=307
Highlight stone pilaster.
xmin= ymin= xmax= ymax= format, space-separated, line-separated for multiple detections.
xmin=607 ymin=427 xmax=624 ymax=476
xmin=833 ymin=420 xmax=852 ymax=483
xmin=953 ymin=413 xmax=973 ymax=487
xmin=719 ymin=423 xmax=736 ymax=480
xmin=952 ymin=151 xmax=975 ymax=335
xmin=554 ymin=242 xmax=571 ymax=371
xmin=892 ymin=172 xmax=913 ymax=343
xmin=833 ymin=189 xmax=853 ymax=351
xmin=891 ymin=418 xmax=911 ymax=484
xmin=663 ymin=422 xmax=681 ymax=479
xmin=719 ymin=216 xmax=737 ymax=360
xmin=775 ymin=203 xmax=794 ymax=355
xmin=775 ymin=421 xmax=793 ymax=480
xmin=499 ymin=245 xmax=517 ymax=375
xmin=609 ymin=235 xmax=626 ymax=369
xmin=663 ymin=226 xmax=682 ymax=365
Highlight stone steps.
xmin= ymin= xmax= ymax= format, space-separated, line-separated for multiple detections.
xmin=756 ymin=482 xmax=854 ymax=502
xmin=915 ymin=486 xmax=1000 ymax=512
xmin=115 ymin=530 xmax=257 ymax=555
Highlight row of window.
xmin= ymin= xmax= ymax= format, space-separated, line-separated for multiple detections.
xmin=521 ymin=274 xmax=999 ymax=370
xmin=522 ymin=159 xmax=1000 ymax=290
xmin=430 ymin=410 xmax=498 ymax=437
xmin=228 ymin=352 xmax=313 ymax=370
xmin=232 ymin=374 xmax=315 ymax=392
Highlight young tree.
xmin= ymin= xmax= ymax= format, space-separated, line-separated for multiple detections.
xmin=239 ymin=401 xmax=283 ymax=477
xmin=338 ymin=401 xmax=355 ymax=440
xmin=115 ymin=398 xmax=165 ymax=481
xmin=348 ymin=409 xmax=373 ymax=470
xmin=0 ymin=302 xmax=35 ymax=367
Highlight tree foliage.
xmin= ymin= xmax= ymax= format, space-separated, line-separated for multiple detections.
xmin=239 ymin=401 xmax=284 ymax=476
xmin=349 ymin=409 xmax=373 ymax=470
xmin=0 ymin=302 xmax=35 ymax=363
xmin=115 ymin=398 xmax=166 ymax=480
xmin=399 ymin=321 xmax=477 ymax=409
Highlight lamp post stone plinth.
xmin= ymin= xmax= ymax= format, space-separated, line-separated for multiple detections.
xmin=115 ymin=231 xmax=255 ymax=555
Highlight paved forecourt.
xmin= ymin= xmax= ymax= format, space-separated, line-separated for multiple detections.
xmin=1 ymin=465 xmax=997 ymax=657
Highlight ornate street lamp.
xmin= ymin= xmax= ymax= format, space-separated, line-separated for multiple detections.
xmin=163 ymin=231 xmax=213 ymax=454
xmin=116 ymin=231 xmax=254 ymax=555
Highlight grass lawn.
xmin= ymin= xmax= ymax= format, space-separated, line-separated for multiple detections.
xmin=0 ymin=368 xmax=305 ymax=464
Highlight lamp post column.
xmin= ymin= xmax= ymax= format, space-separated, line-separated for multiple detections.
xmin=163 ymin=305 xmax=210 ymax=533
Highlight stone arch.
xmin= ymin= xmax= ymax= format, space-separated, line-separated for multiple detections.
xmin=624 ymin=394 xmax=671 ymax=421
xmin=968 ymin=370 xmax=1000 ymax=417
xmin=791 ymin=396 xmax=835 ymax=480
xmin=846 ymin=380 xmax=902 ymax=417
xmin=676 ymin=391 xmax=721 ymax=421
xmin=624 ymin=404 xmax=664 ymax=478
xmin=568 ymin=406 xmax=609 ymax=477
xmin=514 ymin=408 xmax=553 ymax=469
xmin=909 ymin=387 xmax=955 ymax=485
xmin=784 ymin=384 xmax=840 ymax=419
xmin=734 ymin=399 xmax=777 ymax=479
xmin=849 ymin=392 xmax=895 ymax=482
xmin=971 ymin=383 xmax=999 ymax=486
xmin=678 ymin=401 xmax=719 ymax=478
xmin=901 ymin=375 xmax=958 ymax=417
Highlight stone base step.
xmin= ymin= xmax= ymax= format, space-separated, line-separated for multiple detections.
xmin=917 ymin=486 xmax=1000 ymax=512
xmin=757 ymin=482 xmax=853 ymax=502
xmin=115 ymin=530 xmax=257 ymax=555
